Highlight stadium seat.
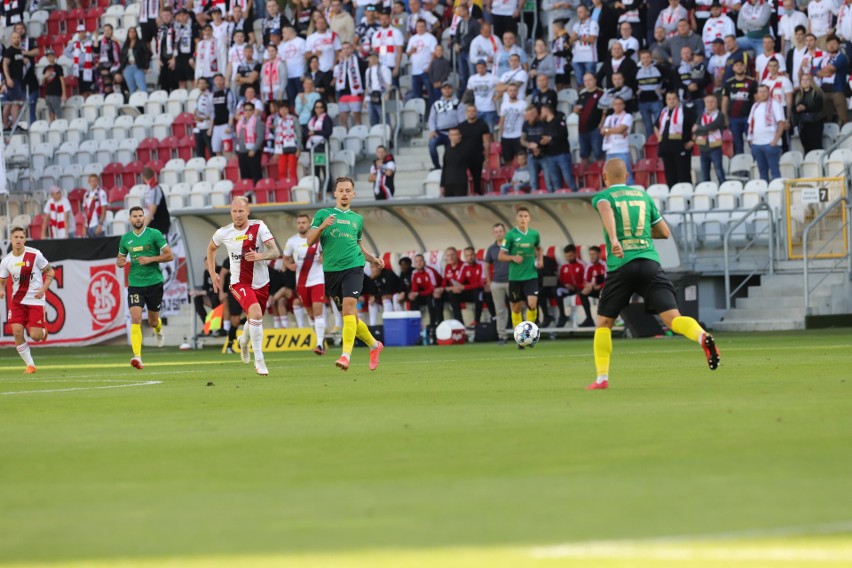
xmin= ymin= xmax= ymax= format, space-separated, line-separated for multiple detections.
xmin=422 ymin=169 xmax=442 ymax=198
xmin=231 ymin=179 xmax=255 ymax=199
xmin=367 ymin=124 xmax=390 ymax=156
xmin=727 ymin=154 xmax=754 ymax=182
xmin=161 ymin=159 xmax=186 ymax=187
xmin=172 ymin=112 xmax=195 ymax=139
xmin=176 ymin=137 xmax=194 ymax=161
xmin=779 ymin=151 xmax=802 ymax=179
xmin=157 ymin=136 xmax=180 ymax=163
xmin=823 ymin=122 xmax=840 ymax=150
xmin=166 ymin=89 xmax=189 ymax=117
xmin=275 ymin=178 xmax=295 ymax=201
xmin=91 ymin=116 xmax=114 ymax=143
xmin=60 ymin=164 xmax=83 ymax=192
xmin=113 ymin=115 xmax=134 ymax=141
xmin=116 ymin=138 xmax=140 ymax=164
xmin=644 ymin=134 xmax=659 ymax=162
xmin=107 ymin=186 xmax=129 ymax=210
xmin=131 ymin=114 xmax=154 ymax=141
xmin=330 ymin=149 xmax=356 ymax=179
xmin=67 ymin=118 xmax=89 ymax=145
xmin=102 ymin=162 xmax=124 ymax=189
xmin=56 ymin=141 xmax=79 ymax=168
xmin=47 ymin=10 xmax=66 ymax=35
xmin=146 ymin=90 xmax=169 ymax=116
xmin=225 ymin=156 xmax=240 ymax=182
xmin=826 ymin=148 xmax=852 ymax=177
xmin=166 ymin=183 xmax=190 ymax=209
xmin=344 ymin=125 xmax=368 ymax=159
xmin=125 ymin=184 xmax=147 ymax=209
xmin=211 ymin=180 xmax=233 ymax=205
xmin=183 ymin=157 xmax=206 ymax=185
xmin=654 ymin=158 xmax=666 ymax=185
xmin=68 ymin=188 xmax=87 ymax=214
xmin=186 ymin=88 xmax=201 ymax=114
xmin=121 ymin=2 xmax=140 ymax=29
xmin=81 ymin=94 xmax=105 ymax=123
xmin=153 ymin=114 xmax=176 ymax=140
xmin=32 ymin=143 xmax=54 ymax=172
xmin=122 ymin=161 xmax=144 ymax=188
xmin=253 ymin=178 xmax=277 ymax=204
xmin=743 ymin=179 xmax=768 ymax=196
xmin=102 ymin=4 xmax=124 ymax=29
xmin=95 ymin=139 xmax=116 ymax=166
xmin=801 ymin=150 xmax=825 ymax=178
xmin=47 ymin=119 xmax=69 ymax=147
xmin=29 ymin=120 xmax=50 ymax=146
xmin=187 ymin=181 xmax=213 ymax=208
xmin=136 ymin=137 xmax=160 ymax=163
xmin=205 ymin=156 xmax=228 ymax=183
xmin=77 ymin=140 xmax=100 ymax=167
xmin=144 ymin=160 xmax=165 ymax=175
xmin=111 ymin=208 xmax=130 ymax=235
xmin=583 ymin=161 xmax=604 ymax=190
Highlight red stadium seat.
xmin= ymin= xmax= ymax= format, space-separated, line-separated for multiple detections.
xmin=554 ymin=188 xmax=574 ymax=194
xmin=172 ymin=112 xmax=194 ymax=138
xmin=68 ymin=188 xmax=87 ymax=214
xmin=532 ymin=189 xmax=549 ymax=194
xmin=579 ymin=187 xmax=597 ymax=193
xmin=122 ymin=161 xmax=143 ymax=188
xmin=74 ymin=211 xmax=86 ymax=237
xmin=176 ymin=136 xmax=194 ymax=161
xmin=102 ymin=161 xmax=124 ymax=189
xmin=66 ymin=9 xmax=86 ymax=31
xmin=655 ymin=158 xmax=666 ymax=185
xmin=633 ymin=158 xmax=656 ymax=187
xmin=85 ymin=8 xmax=103 ymax=32
xmin=231 ymin=179 xmax=255 ymax=199
xmin=225 ymin=156 xmax=239 ymax=183
xmin=644 ymin=133 xmax=658 ymax=162
xmin=30 ymin=215 xmax=44 ymax=240
xmin=261 ymin=153 xmax=278 ymax=180
xmin=253 ymin=178 xmax=276 ymax=203
xmin=107 ymin=186 xmax=128 ymax=211
xmin=63 ymin=76 xmax=78 ymax=97
xmin=722 ymin=130 xmax=733 ymax=157
xmin=545 ymin=245 xmax=556 ymax=260
xmin=47 ymin=11 xmax=67 ymax=35
xmin=144 ymin=160 xmax=164 ymax=175
xmin=275 ymin=178 xmax=295 ymax=201
xmin=583 ymin=161 xmax=604 ymax=190
xmin=157 ymin=136 xmax=179 ymax=162
xmin=136 ymin=137 xmax=159 ymax=163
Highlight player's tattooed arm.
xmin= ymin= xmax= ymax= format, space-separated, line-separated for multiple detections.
xmin=245 ymin=240 xmax=281 ymax=262
xmin=35 ymin=265 xmax=55 ymax=299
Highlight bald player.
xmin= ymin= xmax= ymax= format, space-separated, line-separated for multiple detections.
xmin=587 ymin=158 xmax=720 ymax=390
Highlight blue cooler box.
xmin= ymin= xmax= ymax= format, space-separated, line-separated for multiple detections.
xmin=382 ymin=311 xmax=422 ymax=346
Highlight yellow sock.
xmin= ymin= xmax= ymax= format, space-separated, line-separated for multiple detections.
xmin=131 ymin=324 xmax=143 ymax=358
xmin=527 ymin=307 xmax=538 ymax=323
xmin=355 ymin=319 xmax=378 ymax=349
xmin=594 ymin=327 xmax=612 ymax=377
xmin=153 ymin=318 xmax=162 ymax=333
xmin=511 ymin=311 xmax=522 ymax=328
xmin=342 ymin=315 xmax=357 ymax=358
xmin=671 ymin=316 xmax=705 ymax=343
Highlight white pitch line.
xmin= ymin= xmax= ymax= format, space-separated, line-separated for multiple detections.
xmin=0 ymin=380 xmax=162 ymax=395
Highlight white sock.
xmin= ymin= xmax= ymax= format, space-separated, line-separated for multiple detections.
xmin=382 ymin=298 xmax=393 ymax=313
xmin=249 ymin=319 xmax=264 ymax=361
xmin=223 ymin=320 xmax=232 ymax=332
xmin=596 ymin=375 xmax=608 ymax=384
xmin=331 ymin=302 xmax=343 ymax=327
xmin=392 ymin=296 xmax=403 ymax=311
xmin=280 ymin=315 xmax=289 ymax=328
xmin=368 ymin=302 xmax=380 ymax=326
xmin=314 ymin=315 xmax=325 ymax=347
xmin=17 ymin=342 xmax=34 ymax=366
xmin=293 ymin=305 xmax=307 ymax=327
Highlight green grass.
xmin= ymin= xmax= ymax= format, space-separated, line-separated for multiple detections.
xmin=1 ymin=330 xmax=851 ymax=567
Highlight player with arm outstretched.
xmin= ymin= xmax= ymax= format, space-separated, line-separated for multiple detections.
xmin=117 ymin=206 xmax=174 ymax=369
xmin=283 ymin=213 xmax=328 ymax=355
xmin=588 ymin=158 xmax=720 ymax=390
xmin=206 ymin=196 xmax=281 ymax=376
xmin=498 ymin=207 xmax=544 ymax=348
xmin=306 ymin=177 xmax=385 ymax=371
xmin=0 ymin=226 xmax=55 ymax=374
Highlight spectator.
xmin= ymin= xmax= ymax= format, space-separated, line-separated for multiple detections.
xmin=490 ymin=0 xmax=520 ymax=38
xmin=296 ymin=78 xmax=322 ymax=133
xmin=591 ymin=0 xmax=619 ymax=63
xmin=722 ymin=58 xmax=757 ymax=155
xmin=786 ymin=26 xmax=809 ymax=89
xmin=799 ymin=33 xmax=823 ymax=83
xmin=195 ymin=24 xmax=221 ymax=86
xmin=82 ymin=175 xmax=108 ymax=238
xmin=600 ymin=97 xmax=635 ymax=185
xmin=451 ymin=6 xmax=480 ymax=93
xmin=305 ymin=100 xmax=333 ymax=185
xmin=329 ymin=0 xmax=355 ymax=44
xmin=597 ymin=42 xmax=638 ymax=89
xmin=390 ymin=1 xmax=408 ymax=35
xmin=235 ymin=43 xmax=261 ymax=97
xmin=407 ymin=0 xmax=438 ymax=34
xmin=574 ymin=72 xmax=604 ymax=166
xmin=499 ymin=152 xmax=531 ymax=194
xmin=636 ymin=50 xmax=665 ymax=137
xmin=208 ymin=9 xmax=230 ymax=74
xmin=598 ymin=72 xmax=635 ymax=114
xmin=141 ymin=168 xmax=170 ymax=235
xmin=747 ymin=84 xmax=785 ymax=181
xmin=470 ymin=22 xmax=503 ymax=75
xmin=737 ymin=0 xmax=771 ymax=55
xmin=306 ymin=57 xmax=333 ymax=102
xmin=702 ymin=2 xmax=735 ymax=57
xmin=427 ymin=45 xmax=451 ymax=104
xmin=542 ymin=1 xmax=573 ymax=40
xmin=13 ymin=22 xmax=41 ymax=124
xmin=580 ymin=246 xmax=606 ymax=327
xmin=537 ymin=252 xmax=558 ymax=328
xmin=280 ymin=27 xmax=307 ymax=103
xmin=369 ymin=145 xmax=396 ymax=200
xmin=497 ymin=82 xmax=526 ymax=164
xmin=365 ymin=263 xmax=400 ymax=322
xmin=521 ymin=105 xmax=548 ymax=191
xmin=408 ymin=253 xmax=443 ymax=328
xmin=262 ymin=0 xmax=290 ymax=46
xmin=617 ymin=22 xmax=641 ymax=62
xmin=656 ymin=0 xmax=689 ymax=39
xmin=366 ymin=52 xmax=393 ymax=126
xmin=41 ymin=50 xmax=66 ymax=124
xmin=210 ymin=73 xmax=236 ymax=156
xmin=139 ymin=0 xmax=160 ymax=44
xmin=96 ymin=25 xmax=121 ymax=94
xmin=120 ymin=27 xmax=152 ymax=94
xmin=428 ymin=81 xmax=462 ymax=169
xmin=556 ymin=244 xmax=590 ymax=327
xmin=307 ymin=13 xmax=342 ymax=76
xmin=194 ymin=77 xmax=214 ymax=158
xmin=793 ymin=73 xmax=825 ymax=154
xmin=42 ymin=187 xmax=74 ymax=240
xmin=694 ymin=0 xmax=714 ymax=33
xmin=570 ymin=6 xmax=599 ymax=86
xmin=808 ymin=0 xmax=836 ymax=48
xmin=458 ymin=104 xmax=492 ymax=195
xmin=438 ymin=247 xmax=465 ymax=323
xmin=779 ymin=0 xmax=808 ymax=54
xmin=484 ymin=224 xmax=511 ymax=344
xmin=816 ymin=36 xmax=849 ymax=125
xmin=707 ymin=39 xmax=729 ymax=93
xmin=172 ymin=9 xmax=197 ymax=91
xmin=452 ymin=246 xmax=493 ymax=329
xmin=675 ymin=47 xmax=710 ymax=115
xmin=396 ymin=257 xmax=413 ymax=312
xmin=755 ymin=35 xmax=785 ymax=81
xmin=540 ymin=104 xmax=579 ymax=191
xmin=497 ymin=32 xmax=529 ymax=78
xmin=441 ymin=128 xmax=469 ymax=197
xmin=663 ymin=19 xmax=705 ymax=67
xmin=649 ymin=26 xmax=669 ymax=63
xmin=467 ymin=59 xmax=498 ymax=129
xmin=531 ymin=73 xmax=557 ymax=111
xmin=230 ymin=5 xmax=254 ymax=45
xmin=65 ymin=26 xmax=96 ymax=96
xmin=356 ymin=5 xmax=381 ymax=58
xmin=235 ymin=101 xmax=265 ymax=182
xmin=656 ymin=91 xmax=696 ymax=185
xmin=762 ymin=58 xmax=793 ymax=137
xmin=264 ymin=101 xmax=279 ymax=160
xmin=497 ymin=54 xmax=529 ymax=96
xmin=405 ymin=19 xmax=438 ymax=101
xmin=551 ymin=19 xmax=571 ymax=90
xmin=226 ymin=30 xmax=251 ymax=92
xmin=238 ymin=87 xmax=264 ymax=118
xmin=693 ymin=94 xmax=727 ymax=183
xmin=372 ymin=10 xmax=405 ymax=87
xmin=334 ymin=42 xmax=366 ymax=127
xmin=274 ymin=103 xmax=302 ymax=180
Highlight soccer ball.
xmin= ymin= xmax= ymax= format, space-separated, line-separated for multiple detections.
xmin=514 ymin=321 xmax=540 ymax=348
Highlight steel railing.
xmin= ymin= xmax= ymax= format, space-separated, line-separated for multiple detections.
xmin=803 ymin=197 xmax=850 ymax=315
xmin=723 ymin=203 xmax=775 ymax=310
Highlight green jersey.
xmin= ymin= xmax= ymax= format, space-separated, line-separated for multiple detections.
xmin=501 ymin=227 xmax=541 ymax=281
xmin=311 ymin=207 xmax=366 ymax=272
xmin=591 ymin=184 xmax=663 ymax=271
xmin=118 ymin=227 xmax=168 ymax=287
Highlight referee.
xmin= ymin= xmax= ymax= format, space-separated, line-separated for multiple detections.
xmin=117 ymin=206 xmax=174 ymax=370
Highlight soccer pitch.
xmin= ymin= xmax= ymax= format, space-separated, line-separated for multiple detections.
xmin=2 ymin=330 xmax=852 ymax=567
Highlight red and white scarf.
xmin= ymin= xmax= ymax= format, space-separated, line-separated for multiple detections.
xmin=334 ymin=55 xmax=364 ymax=96
xmin=699 ymin=111 xmax=723 ymax=147
xmin=140 ymin=0 xmax=159 ymax=22
xmin=275 ymin=114 xmax=298 ymax=152
xmin=261 ymin=59 xmax=283 ymax=101
xmin=47 ymin=200 xmax=68 ymax=238
xmin=73 ymin=39 xmax=94 ymax=82
xmin=749 ymin=100 xmax=777 ymax=137
xmin=85 ymin=188 xmax=104 ymax=226
xmin=4 ymin=0 xmax=21 ymax=23
xmin=307 ymin=113 xmax=328 ymax=149
xmin=237 ymin=112 xmax=258 ymax=147
xmin=658 ymin=105 xmax=683 ymax=139
xmin=196 ymin=38 xmax=219 ymax=75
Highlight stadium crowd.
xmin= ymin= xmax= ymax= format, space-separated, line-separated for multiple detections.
xmin=4 ymin=0 xmax=851 ymax=241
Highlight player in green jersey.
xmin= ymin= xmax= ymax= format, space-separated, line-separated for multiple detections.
xmin=306 ymin=177 xmax=385 ymax=371
xmin=587 ymin=158 xmax=719 ymax=390
xmin=117 ymin=206 xmax=174 ymax=370
xmin=498 ymin=207 xmax=543 ymax=346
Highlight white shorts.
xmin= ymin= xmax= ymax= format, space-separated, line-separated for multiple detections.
xmin=211 ymin=124 xmax=231 ymax=153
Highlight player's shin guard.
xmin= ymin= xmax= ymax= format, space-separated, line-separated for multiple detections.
xmin=594 ymin=327 xmax=612 ymax=378
xmin=511 ymin=311 xmax=522 ymax=328
xmin=342 ymin=315 xmax=357 ymax=358
xmin=527 ymin=307 xmax=538 ymax=324
xmin=671 ymin=316 xmax=705 ymax=343
xmin=16 ymin=342 xmax=34 ymax=367
xmin=314 ymin=315 xmax=326 ymax=347
xmin=131 ymin=324 xmax=143 ymax=358
xmin=248 ymin=319 xmax=264 ymax=361
xmin=293 ymin=305 xmax=307 ymax=328
xmin=355 ymin=319 xmax=378 ymax=350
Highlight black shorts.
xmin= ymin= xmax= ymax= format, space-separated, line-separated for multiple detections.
xmin=268 ymin=268 xmax=286 ymax=296
xmin=227 ymin=291 xmax=243 ymax=316
xmin=128 ymin=284 xmax=164 ymax=312
xmin=597 ymin=258 xmax=678 ymax=319
xmin=501 ymin=138 xmax=522 ymax=164
xmin=325 ymin=267 xmax=365 ymax=310
xmin=175 ymin=54 xmax=194 ymax=81
xmin=282 ymin=269 xmax=297 ymax=289
xmin=509 ymin=279 xmax=539 ymax=303
xmin=555 ymin=72 xmax=569 ymax=86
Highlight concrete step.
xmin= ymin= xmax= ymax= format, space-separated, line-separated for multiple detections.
xmin=722 ymin=307 xmax=805 ymax=321
xmin=736 ymin=294 xmax=832 ymax=310
xmin=713 ymin=319 xmax=806 ymax=332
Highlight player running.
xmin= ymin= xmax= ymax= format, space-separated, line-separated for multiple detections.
xmin=206 ymin=196 xmax=281 ymax=376
xmin=498 ymin=207 xmax=544 ymax=348
xmin=283 ymin=213 xmax=328 ymax=355
xmin=0 ymin=226 xmax=55 ymax=374
xmin=117 ymin=206 xmax=174 ymax=369
xmin=306 ymin=177 xmax=384 ymax=371
xmin=588 ymin=158 xmax=720 ymax=390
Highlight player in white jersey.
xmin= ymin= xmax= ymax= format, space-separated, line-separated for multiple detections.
xmin=283 ymin=213 xmax=328 ymax=355
xmin=206 ymin=197 xmax=280 ymax=376
xmin=0 ymin=226 xmax=55 ymax=374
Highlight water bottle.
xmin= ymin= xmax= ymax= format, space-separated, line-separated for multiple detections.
xmin=421 ymin=327 xmax=429 ymax=346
